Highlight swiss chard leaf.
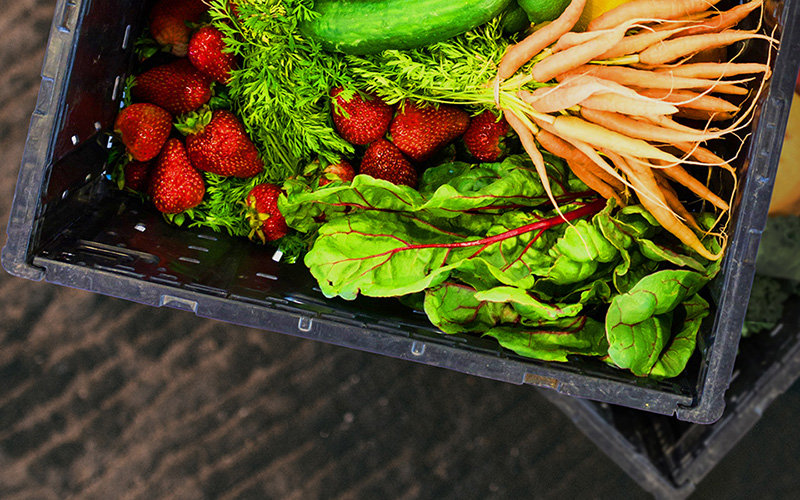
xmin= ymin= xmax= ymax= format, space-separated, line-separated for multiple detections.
xmin=605 ymin=270 xmax=708 ymax=376
xmin=485 ymin=317 xmax=608 ymax=362
xmin=304 ymin=201 xmax=607 ymax=300
xmin=281 ymin=155 xmax=583 ymax=234
xmin=424 ymin=282 xmax=517 ymax=334
xmin=474 ymin=286 xmax=584 ymax=324
xmin=648 ymin=294 xmax=709 ymax=379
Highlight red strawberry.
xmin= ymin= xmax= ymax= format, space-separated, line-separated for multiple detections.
xmin=133 ymin=59 xmax=212 ymax=116
xmin=244 ymin=183 xmax=289 ymax=243
xmin=182 ymin=109 xmax=263 ymax=178
xmin=188 ymin=26 xmax=237 ymax=84
xmin=148 ymin=138 xmax=206 ymax=214
xmin=319 ymin=159 xmax=356 ymax=186
xmin=330 ymin=87 xmax=394 ymax=146
xmin=359 ymin=139 xmax=417 ymax=188
xmin=124 ymin=160 xmax=153 ymax=192
xmin=463 ymin=110 xmax=511 ymax=162
xmin=389 ymin=102 xmax=470 ymax=162
xmin=149 ymin=0 xmax=208 ymax=57
xmin=114 ymin=103 xmax=172 ymax=162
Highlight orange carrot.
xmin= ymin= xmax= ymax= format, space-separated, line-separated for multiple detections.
xmin=532 ymin=20 xmax=637 ymax=83
xmin=587 ymin=0 xmax=723 ymax=32
xmin=673 ymin=142 xmax=735 ymax=172
xmin=553 ymin=30 xmax=609 ymax=53
xmin=654 ymin=172 xmax=701 ymax=229
xmin=504 ymin=110 xmax=566 ymax=214
xmin=534 ymin=116 xmax=629 ymax=188
xmin=581 ymin=93 xmax=679 ymax=116
xmin=497 ymin=0 xmax=586 ymax=79
xmin=557 ymin=65 xmax=750 ymax=95
xmin=598 ymin=26 xmax=686 ymax=60
xmin=580 ymin=107 xmax=724 ymax=143
xmin=619 ymin=156 xmax=721 ymax=260
xmin=638 ymin=31 xmax=775 ymax=66
xmin=675 ymin=107 xmax=735 ymax=122
xmin=552 ymin=115 xmax=681 ymax=163
xmin=536 ymin=128 xmax=625 ymax=204
xmin=658 ymin=163 xmax=729 ymax=210
xmin=636 ymin=88 xmax=740 ymax=113
xmin=652 ymin=62 xmax=771 ymax=79
xmin=639 ymin=114 xmax=719 ymax=135
xmin=679 ymin=0 xmax=763 ymax=37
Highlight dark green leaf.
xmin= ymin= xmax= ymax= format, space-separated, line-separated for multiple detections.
xmin=648 ymin=294 xmax=709 ymax=379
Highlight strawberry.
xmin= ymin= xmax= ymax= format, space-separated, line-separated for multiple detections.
xmin=463 ymin=110 xmax=511 ymax=162
xmin=182 ymin=109 xmax=263 ymax=178
xmin=113 ymin=103 xmax=172 ymax=162
xmin=330 ymin=87 xmax=394 ymax=146
xmin=359 ymin=139 xmax=417 ymax=188
xmin=389 ymin=101 xmax=470 ymax=162
xmin=148 ymin=0 xmax=208 ymax=57
xmin=132 ymin=59 xmax=212 ymax=116
xmin=244 ymin=183 xmax=289 ymax=243
xmin=319 ymin=159 xmax=356 ymax=186
xmin=188 ymin=25 xmax=237 ymax=84
xmin=124 ymin=160 xmax=153 ymax=192
xmin=148 ymin=138 xmax=206 ymax=214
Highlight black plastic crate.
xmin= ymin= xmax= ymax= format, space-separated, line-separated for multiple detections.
xmin=539 ymin=291 xmax=800 ymax=499
xmin=3 ymin=0 xmax=799 ymax=423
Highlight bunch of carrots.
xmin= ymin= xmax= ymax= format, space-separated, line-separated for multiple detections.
xmin=491 ymin=0 xmax=776 ymax=260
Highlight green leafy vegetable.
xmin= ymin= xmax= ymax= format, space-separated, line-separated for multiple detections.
xmin=605 ymin=270 xmax=708 ymax=376
xmin=485 ymin=317 xmax=608 ymax=362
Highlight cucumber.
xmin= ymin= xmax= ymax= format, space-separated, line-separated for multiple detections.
xmin=517 ymin=0 xmax=570 ymax=24
xmin=501 ymin=3 xmax=531 ymax=34
xmin=300 ymin=0 xmax=514 ymax=55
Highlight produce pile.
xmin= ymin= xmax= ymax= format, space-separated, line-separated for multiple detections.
xmin=109 ymin=0 xmax=777 ymax=379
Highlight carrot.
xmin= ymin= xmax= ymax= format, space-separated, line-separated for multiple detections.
xmin=679 ymin=0 xmax=763 ymax=37
xmin=520 ymin=75 xmax=655 ymax=113
xmin=639 ymin=114 xmax=720 ymax=135
xmin=619 ymin=156 xmax=721 ymax=260
xmin=536 ymin=128 xmax=625 ymax=205
xmin=598 ymin=26 xmax=686 ymax=60
xmin=557 ymin=65 xmax=751 ymax=95
xmin=534 ymin=116 xmax=629 ymax=189
xmin=638 ymin=31 xmax=776 ymax=66
xmin=535 ymin=127 xmax=625 ymax=191
xmin=675 ymin=107 xmax=735 ymax=122
xmin=581 ymin=93 xmax=679 ymax=116
xmin=504 ymin=110 xmax=567 ymax=215
xmin=579 ymin=107 xmax=724 ymax=143
xmin=673 ymin=142 xmax=735 ymax=173
xmin=532 ymin=20 xmax=638 ymax=83
xmin=652 ymin=62 xmax=771 ymax=79
xmin=587 ymin=0 xmax=723 ymax=32
xmin=551 ymin=115 xmax=681 ymax=163
xmin=635 ymin=88 xmax=740 ymax=113
xmin=657 ymin=162 xmax=729 ymax=210
xmin=497 ymin=0 xmax=586 ymax=79
xmin=553 ymin=30 xmax=609 ymax=54
xmin=654 ymin=173 xmax=701 ymax=230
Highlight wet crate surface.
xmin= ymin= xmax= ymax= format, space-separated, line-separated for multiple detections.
xmin=4 ymin=0 xmax=800 ymax=424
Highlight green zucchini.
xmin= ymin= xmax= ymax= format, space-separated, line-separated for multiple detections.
xmin=300 ymin=0 xmax=514 ymax=55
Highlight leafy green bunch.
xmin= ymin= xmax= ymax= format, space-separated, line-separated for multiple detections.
xmin=280 ymin=155 xmax=722 ymax=379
